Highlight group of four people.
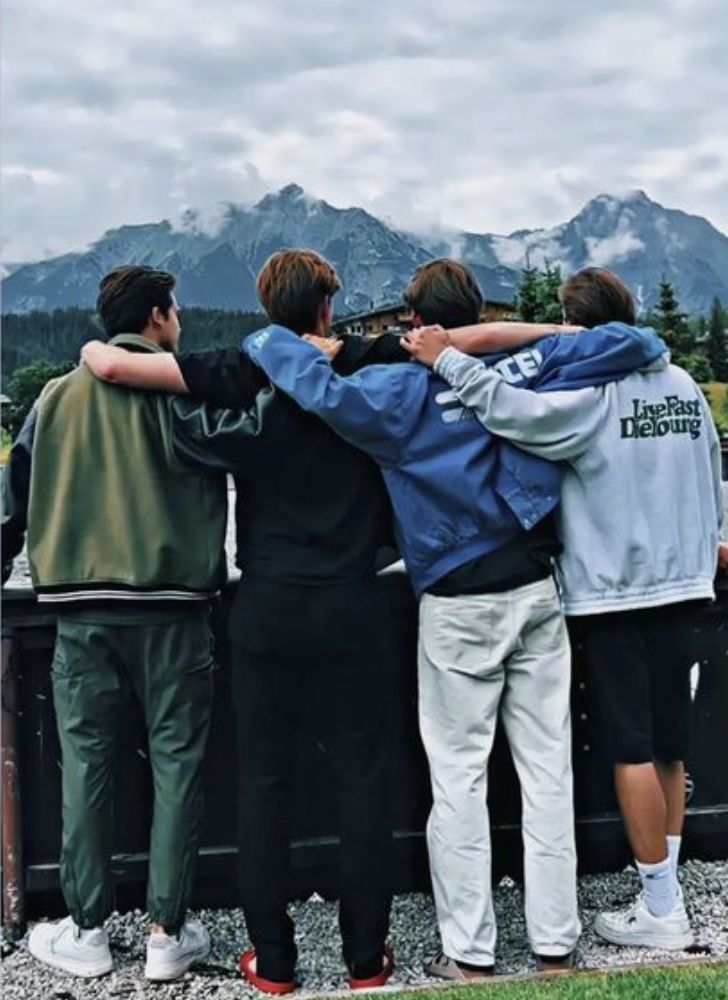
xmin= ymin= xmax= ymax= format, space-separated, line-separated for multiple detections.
xmin=2 ymin=251 xmax=724 ymax=988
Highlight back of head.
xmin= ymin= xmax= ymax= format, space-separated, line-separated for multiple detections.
xmin=559 ymin=267 xmax=636 ymax=328
xmin=256 ymin=249 xmax=341 ymax=335
xmin=97 ymin=265 xmax=176 ymax=337
xmin=404 ymin=259 xmax=483 ymax=328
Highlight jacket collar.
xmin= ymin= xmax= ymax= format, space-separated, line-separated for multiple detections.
xmin=109 ymin=333 xmax=166 ymax=354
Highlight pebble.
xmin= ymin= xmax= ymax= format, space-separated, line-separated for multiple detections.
xmin=2 ymin=859 xmax=726 ymax=998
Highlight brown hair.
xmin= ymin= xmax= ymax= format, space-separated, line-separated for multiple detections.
xmin=404 ymin=259 xmax=483 ymax=328
xmin=256 ymin=249 xmax=341 ymax=334
xmin=97 ymin=265 xmax=176 ymax=337
xmin=559 ymin=267 xmax=636 ymax=328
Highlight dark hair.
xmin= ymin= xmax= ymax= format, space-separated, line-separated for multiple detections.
xmin=559 ymin=267 xmax=636 ymax=328
xmin=97 ymin=266 xmax=176 ymax=336
xmin=256 ymin=249 xmax=341 ymax=334
xmin=404 ymin=259 xmax=483 ymax=328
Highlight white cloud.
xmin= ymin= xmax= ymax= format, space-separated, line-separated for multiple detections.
xmin=585 ymin=232 xmax=646 ymax=267
xmin=1 ymin=0 xmax=726 ymax=263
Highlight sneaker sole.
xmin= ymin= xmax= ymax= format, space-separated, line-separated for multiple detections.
xmin=594 ymin=920 xmax=694 ymax=951
xmin=144 ymin=945 xmax=210 ymax=981
xmin=28 ymin=942 xmax=113 ymax=979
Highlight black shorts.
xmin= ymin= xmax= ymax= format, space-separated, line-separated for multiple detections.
xmin=569 ymin=603 xmax=702 ymax=765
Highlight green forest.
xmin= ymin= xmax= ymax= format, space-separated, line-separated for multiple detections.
xmin=1 ymin=307 xmax=267 ymax=381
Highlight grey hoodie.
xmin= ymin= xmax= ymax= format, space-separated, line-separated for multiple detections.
xmin=435 ymin=347 xmax=723 ymax=616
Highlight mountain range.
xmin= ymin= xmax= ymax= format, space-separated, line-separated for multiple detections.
xmin=3 ymin=185 xmax=727 ymax=316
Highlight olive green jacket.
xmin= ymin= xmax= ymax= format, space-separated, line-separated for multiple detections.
xmin=2 ymin=335 xmax=227 ymax=603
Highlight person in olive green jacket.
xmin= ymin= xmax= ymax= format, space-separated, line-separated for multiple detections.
xmin=1 ymin=266 xmax=227 ymax=982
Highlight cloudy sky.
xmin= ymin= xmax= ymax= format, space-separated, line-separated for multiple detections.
xmin=2 ymin=0 xmax=727 ymax=263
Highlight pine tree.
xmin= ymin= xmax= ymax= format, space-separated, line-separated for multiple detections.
xmin=655 ymin=278 xmax=696 ymax=363
xmin=516 ymin=260 xmax=563 ymax=323
xmin=516 ymin=259 xmax=540 ymax=322
xmin=706 ymin=298 xmax=728 ymax=381
xmin=538 ymin=262 xmax=564 ymax=324
xmin=681 ymin=354 xmax=713 ymax=383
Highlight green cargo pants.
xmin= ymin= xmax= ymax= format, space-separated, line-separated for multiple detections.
xmin=50 ymin=606 xmax=215 ymax=932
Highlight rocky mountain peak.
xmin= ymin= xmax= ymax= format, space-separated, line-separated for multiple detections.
xmin=2 ymin=188 xmax=726 ymax=316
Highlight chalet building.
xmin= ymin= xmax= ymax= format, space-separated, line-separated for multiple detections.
xmin=332 ymin=297 xmax=514 ymax=337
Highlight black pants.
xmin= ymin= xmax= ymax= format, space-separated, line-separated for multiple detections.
xmin=230 ymin=578 xmax=393 ymax=982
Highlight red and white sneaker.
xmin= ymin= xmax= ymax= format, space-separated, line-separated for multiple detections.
xmin=239 ymin=949 xmax=297 ymax=995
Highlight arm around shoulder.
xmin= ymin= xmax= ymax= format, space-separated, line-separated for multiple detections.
xmin=434 ymin=347 xmax=606 ymax=462
xmin=448 ymin=321 xmax=579 ymax=354
xmin=81 ymin=341 xmax=188 ymax=393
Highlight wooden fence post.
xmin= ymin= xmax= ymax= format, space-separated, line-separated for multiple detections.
xmin=2 ymin=629 xmax=26 ymax=938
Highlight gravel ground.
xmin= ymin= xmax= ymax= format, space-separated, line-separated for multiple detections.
xmin=2 ymin=860 xmax=726 ymax=999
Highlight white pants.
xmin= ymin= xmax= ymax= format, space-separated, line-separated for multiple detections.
xmin=418 ymin=576 xmax=581 ymax=965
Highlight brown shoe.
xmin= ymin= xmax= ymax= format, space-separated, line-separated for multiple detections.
xmin=425 ymin=953 xmax=494 ymax=982
xmin=535 ymin=952 xmax=575 ymax=975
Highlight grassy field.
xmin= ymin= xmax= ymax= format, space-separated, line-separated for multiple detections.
xmin=376 ymin=964 xmax=728 ymax=1000
xmin=1 ymin=427 xmax=10 ymax=464
xmin=702 ymin=381 xmax=728 ymax=435
xmin=704 ymin=381 xmax=728 ymax=408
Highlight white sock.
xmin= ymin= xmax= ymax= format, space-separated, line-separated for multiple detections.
xmin=636 ymin=856 xmax=676 ymax=917
xmin=666 ymin=835 xmax=682 ymax=879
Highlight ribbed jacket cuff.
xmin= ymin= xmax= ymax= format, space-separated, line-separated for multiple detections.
xmin=434 ymin=345 xmax=474 ymax=385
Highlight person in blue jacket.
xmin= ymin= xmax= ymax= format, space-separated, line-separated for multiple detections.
xmin=242 ymin=259 xmax=668 ymax=980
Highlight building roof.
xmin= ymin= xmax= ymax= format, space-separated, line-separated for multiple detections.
xmin=333 ymin=302 xmax=406 ymax=325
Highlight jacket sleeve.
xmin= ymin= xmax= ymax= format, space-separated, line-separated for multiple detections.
xmin=435 ymin=348 xmax=607 ymax=460
xmin=1 ymin=406 xmax=37 ymax=583
xmin=243 ymin=326 xmax=423 ymax=466
xmin=529 ymin=323 xmax=669 ymax=390
xmin=171 ymin=390 xmax=280 ymax=473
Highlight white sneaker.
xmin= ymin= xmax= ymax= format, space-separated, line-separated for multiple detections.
xmin=28 ymin=916 xmax=113 ymax=978
xmin=594 ymin=894 xmax=694 ymax=950
xmin=144 ymin=919 xmax=210 ymax=981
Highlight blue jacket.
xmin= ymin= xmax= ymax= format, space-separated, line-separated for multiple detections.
xmin=243 ymin=323 xmax=667 ymax=597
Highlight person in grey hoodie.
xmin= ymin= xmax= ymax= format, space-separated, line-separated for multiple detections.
xmin=402 ymin=267 xmax=723 ymax=953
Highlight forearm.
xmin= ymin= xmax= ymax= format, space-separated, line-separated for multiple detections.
xmin=448 ymin=321 xmax=579 ymax=354
xmin=81 ymin=342 xmax=188 ymax=393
